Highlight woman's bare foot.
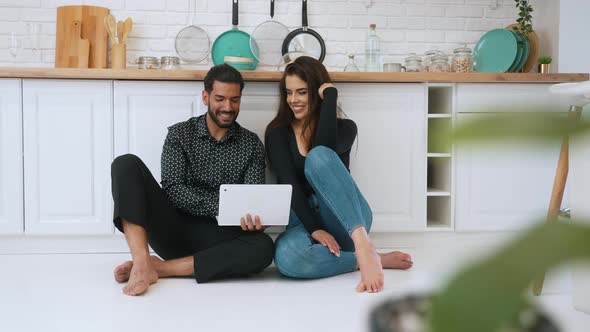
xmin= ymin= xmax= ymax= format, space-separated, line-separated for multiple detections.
xmin=355 ymin=242 xmax=384 ymax=293
xmin=379 ymin=251 xmax=413 ymax=270
xmin=122 ymin=258 xmax=158 ymax=296
xmin=114 ymin=261 xmax=133 ymax=283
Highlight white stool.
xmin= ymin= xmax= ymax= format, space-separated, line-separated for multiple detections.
xmin=531 ymin=81 xmax=590 ymax=315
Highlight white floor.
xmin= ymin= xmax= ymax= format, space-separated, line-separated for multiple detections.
xmin=1 ymin=244 xmax=589 ymax=332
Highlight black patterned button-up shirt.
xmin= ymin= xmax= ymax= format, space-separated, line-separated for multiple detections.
xmin=161 ymin=115 xmax=266 ymax=217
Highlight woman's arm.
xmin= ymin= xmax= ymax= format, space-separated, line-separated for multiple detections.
xmin=266 ymin=128 xmax=321 ymax=234
xmin=314 ymin=85 xmax=338 ymax=150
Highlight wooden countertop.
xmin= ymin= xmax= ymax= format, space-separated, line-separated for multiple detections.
xmin=0 ymin=67 xmax=587 ymax=83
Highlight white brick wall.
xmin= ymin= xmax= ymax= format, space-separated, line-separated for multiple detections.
xmin=0 ymin=0 xmax=554 ymax=71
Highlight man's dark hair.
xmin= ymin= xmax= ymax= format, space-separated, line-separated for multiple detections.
xmin=204 ymin=64 xmax=244 ymax=93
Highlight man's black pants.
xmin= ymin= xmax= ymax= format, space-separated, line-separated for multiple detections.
xmin=111 ymin=154 xmax=274 ymax=283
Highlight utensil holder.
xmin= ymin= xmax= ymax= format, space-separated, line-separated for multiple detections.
xmin=111 ymin=43 xmax=126 ymax=69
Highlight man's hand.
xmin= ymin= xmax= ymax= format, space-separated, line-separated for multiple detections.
xmin=318 ymin=83 xmax=335 ymax=99
xmin=311 ymin=230 xmax=341 ymax=257
xmin=240 ymin=214 xmax=268 ymax=231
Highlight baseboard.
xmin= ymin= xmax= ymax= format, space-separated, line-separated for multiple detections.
xmin=0 ymin=231 xmax=516 ymax=254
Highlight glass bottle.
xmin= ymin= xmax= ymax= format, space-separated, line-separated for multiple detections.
xmin=364 ymin=24 xmax=382 ymax=72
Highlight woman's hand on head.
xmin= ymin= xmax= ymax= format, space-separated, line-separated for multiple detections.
xmin=319 ymin=83 xmax=335 ymax=99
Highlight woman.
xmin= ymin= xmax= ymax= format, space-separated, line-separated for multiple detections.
xmin=265 ymin=56 xmax=413 ymax=293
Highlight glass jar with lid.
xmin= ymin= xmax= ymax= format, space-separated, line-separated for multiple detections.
xmin=160 ymin=56 xmax=181 ymax=70
xmin=429 ymin=53 xmax=450 ymax=72
xmin=423 ymin=49 xmax=438 ymax=72
xmin=404 ymin=53 xmax=423 ymax=72
xmin=452 ymin=45 xmax=473 ymax=73
xmin=137 ymin=56 xmax=160 ymax=69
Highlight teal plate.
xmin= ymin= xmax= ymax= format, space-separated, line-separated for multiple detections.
xmin=516 ymin=31 xmax=530 ymax=72
xmin=507 ymin=29 xmax=524 ymax=72
xmin=474 ymin=29 xmax=518 ymax=73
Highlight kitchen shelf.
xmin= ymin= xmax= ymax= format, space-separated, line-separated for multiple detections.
xmin=427 ymin=117 xmax=452 ymax=154
xmin=427 ymin=157 xmax=451 ymax=192
xmin=428 ymin=86 xmax=453 ymax=114
xmin=427 ymin=153 xmax=451 ymax=158
xmin=427 ymin=196 xmax=452 ymax=229
xmin=427 ymin=188 xmax=451 ymax=196
xmin=428 ymin=114 xmax=452 ymax=118
xmin=426 ymin=85 xmax=454 ymax=231
xmin=0 ymin=68 xmax=587 ymax=83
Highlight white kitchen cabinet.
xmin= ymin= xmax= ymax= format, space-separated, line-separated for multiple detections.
xmin=114 ymin=81 xmax=203 ymax=183
xmin=0 ymin=79 xmax=23 ymax=234
xmin=570 ymin=112 xmax=590 ymax=314
xmin=23 ymin=80 xmax=113 ymax=235
xmin=233 ymin=83 xmax=427 ymax=231
xmin=455 ymin=113 xmax=565 ymax=231
xmin=454 ymin=84 xmax=571 ymax=231
xmin=338 ymin=84 xmax=427 ymax=231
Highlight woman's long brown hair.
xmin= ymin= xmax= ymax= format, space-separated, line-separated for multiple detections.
xmin=265 ymin=56 xmax=333 ymax=150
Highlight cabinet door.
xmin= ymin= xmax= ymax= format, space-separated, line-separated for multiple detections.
xmin=0 ymin=79 xmax=23 ymax=234
xmin=338 ymin=84 xmax=427 ymax=231
xmin=455 ymin=113 xmax=565 ymax=231
xmin=570 ymin=120 xmax=590 ymax=313
xmin=114 ymin=81 xmax=202 ymax=183
xmin=233 ymin=82 xmax=280 ymax=183
xmin=23 ymin=80 xmax=113 ymax=235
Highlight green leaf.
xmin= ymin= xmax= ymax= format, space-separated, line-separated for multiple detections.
xmin=430 ymin=222 xmax=590 ymax=332
xmin=449 ymin=112 xmax=590 ymax=144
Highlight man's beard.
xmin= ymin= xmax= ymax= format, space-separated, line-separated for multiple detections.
xmin=208 ymin=105 xmax=237 ymax=129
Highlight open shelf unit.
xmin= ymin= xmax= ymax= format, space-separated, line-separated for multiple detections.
xmin=426 ymin=84 xmax=454 ymax=231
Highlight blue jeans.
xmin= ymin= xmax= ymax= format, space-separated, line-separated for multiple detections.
xmin=274 ymin=146 xmax=373 ymax=279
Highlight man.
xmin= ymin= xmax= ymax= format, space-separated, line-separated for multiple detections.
xmin=111 ymin=64 xmax=273 ymax=296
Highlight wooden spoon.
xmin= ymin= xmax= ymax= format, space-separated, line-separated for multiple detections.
xmin=121 ymin=17 xmax=133 ymax=45
xmin=104 ymin=14 xmax=116 ymax=45
xmin=117 ymin=21 xmax=124 ymax=44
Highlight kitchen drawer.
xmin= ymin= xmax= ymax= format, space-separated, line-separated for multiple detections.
xmin=456 ymin=83 xmax=571 ymax=113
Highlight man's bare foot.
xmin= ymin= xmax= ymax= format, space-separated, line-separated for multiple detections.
xmin=114 ymin=261 xmax=133 ymax=283
xmin=379 ymin=251 xmax=413 ymax=270
xmin=355 ymin=242 xmax=384 ymax=293
xmin=122 ymin=259 xmax=158 ymax=296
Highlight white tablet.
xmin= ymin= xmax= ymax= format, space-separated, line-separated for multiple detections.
xmin=216 ymin=184 xmax=292 ymax=226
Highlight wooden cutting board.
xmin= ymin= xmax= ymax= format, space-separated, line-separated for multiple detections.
xmin=67 ymin=21 xmax=89 ymax=68
xmin=56 ymin=5 xmax=109 ymax=68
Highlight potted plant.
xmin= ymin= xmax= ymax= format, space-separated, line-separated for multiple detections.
xmin=513 ymin=0 xmax=534 ymax=36
xmin=370 ymin=112 xmax=590 ymax=332
xmin=538 ymin=56 xmax=553 ymax=74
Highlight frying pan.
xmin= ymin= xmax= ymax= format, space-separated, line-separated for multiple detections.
xmin=211 ymin=0 xmax=258 ymax=70
xmin=281 ymin=0 xmax=326 ymax=63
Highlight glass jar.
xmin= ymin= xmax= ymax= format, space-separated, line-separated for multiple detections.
xmin=404 ymin=53 xmax=423 ymax=72
xmin=344 ymin=53 xmax=360 ymax=72
xmin=138 ymin=56 xmax=159 ymax=69
xmin=423 ymin=49 xmax=437 ymax=72
xmin=452 ymin=45 xmax=473 ymax=73
xmin=429 ymin=54 xmax=450 ymax=72
xmin=160 ymin=56 xmax=181 ymax=70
